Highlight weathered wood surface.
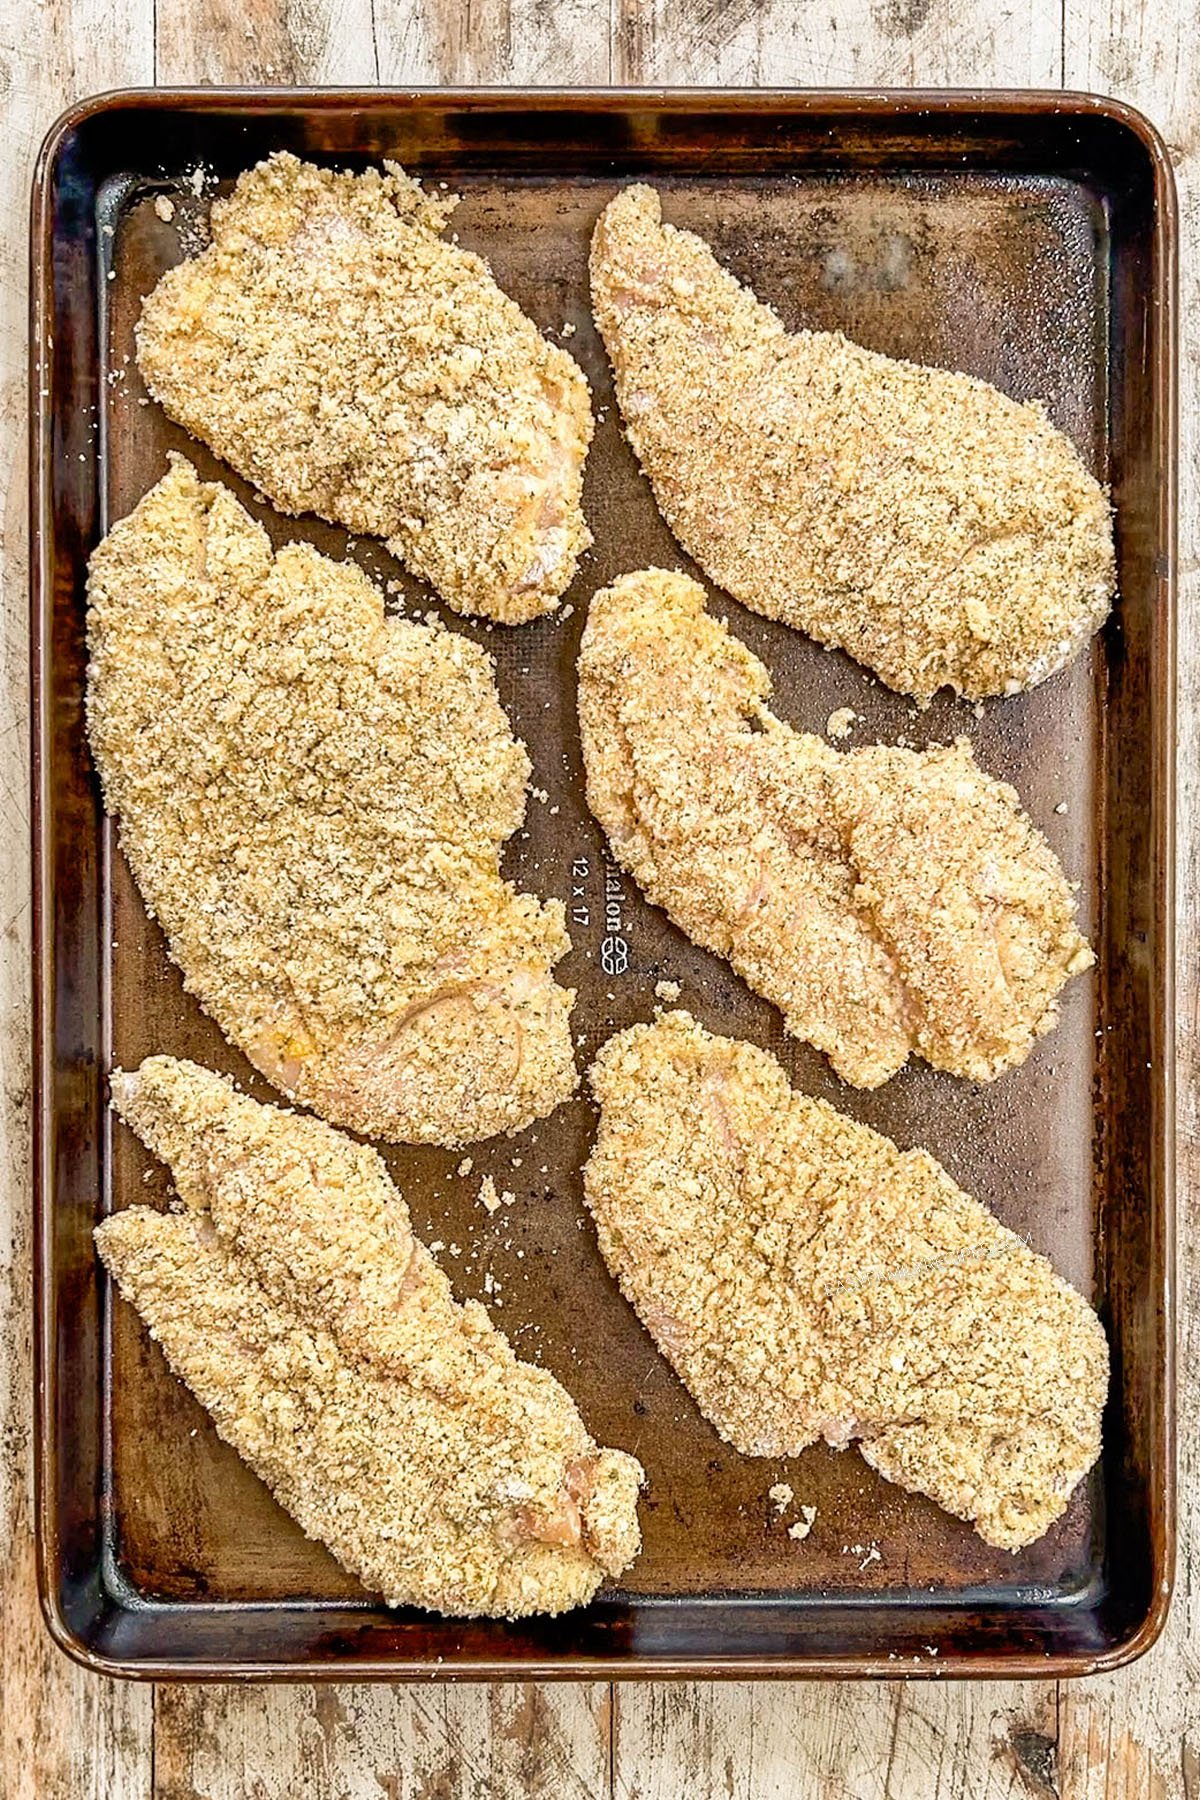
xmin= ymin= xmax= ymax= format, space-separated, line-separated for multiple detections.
xmin=2 ymin=0 xmax=1195 ymax=1795
xmin=2 ymin=9 xmax=155 ymax=1799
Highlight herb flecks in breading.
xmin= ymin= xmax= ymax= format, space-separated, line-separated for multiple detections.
xmin=585 ymin=1013 xmax=1107 ymax=1550
xmin=138 ymin=153 xmax=593 ymax=624
xmin=578 ymin=570 xmax=1091 ymax=1088
xmin=87 ymin=459 xmax=577 ymax=1146
xmin=591 ymin=184 xmax=1114 ymax=702
xmin=97 ymin=1058 xmax=642 ymax=1617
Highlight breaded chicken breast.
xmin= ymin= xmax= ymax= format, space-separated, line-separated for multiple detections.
xmin=137 ymin=153 xmax=593 ymax=624
xmin=97 ymin=1058 xmax=642 ymax=1616
xmin=585 ymin=1013 xmax=1107 ymax=1550
xmin=578 ymin=571 xmax=1092 ymax=1089
xmin=87 ymin=458 xmax=577 ymax=1146
xmin=591 ymin=185 xmax=1115 ymax=702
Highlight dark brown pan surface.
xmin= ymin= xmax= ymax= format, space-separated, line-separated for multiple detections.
xmin=31 ymin=89 xmax=1175 ymax=1679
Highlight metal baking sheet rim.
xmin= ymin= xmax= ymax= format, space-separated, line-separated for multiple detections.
xmin=30 ymin=85 xmax=1177 ymax=1681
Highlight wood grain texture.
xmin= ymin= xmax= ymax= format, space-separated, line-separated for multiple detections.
xmin=374 ymin=0 xmax=613 ymax=84
xmin=155 ymin=0 xmax=378 ymax=84
xmin=613 ymin=1681 xmax=1064 ymax=1800
xmin=153 ymin=1684 xmax=612 ymax=1800
xmin=1059 ymin=5 xmax=1199 ymax=1789
xmin=608 ymin=0 xmax=1062 ymax=86
xmin=3 ymin=1 xmax=1197 ymax=1797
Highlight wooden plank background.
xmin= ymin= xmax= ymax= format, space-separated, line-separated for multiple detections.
xmin=2 ymin=1 xmax=1195 ymax=1794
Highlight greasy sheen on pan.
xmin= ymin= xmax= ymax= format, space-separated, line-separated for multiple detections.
xmin=97 ymin=1057 xmax=643 ymax=1617
xmin=578 ymin=569 xmax=1093 ymax=1089
xmin=136 ymin=152 xmax=593 ymax=625
xmin=590 ymin=184 xmax=1115 ymax=702
xmin=86 ymin=457 xmax=577 ymax=1147
xmin=585 ymin=1012 xmax=1108 ymax=1551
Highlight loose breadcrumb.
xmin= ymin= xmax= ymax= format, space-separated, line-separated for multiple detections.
xmin=86 ymin=458 xmax=577 ymax=1147
xmin=654 ymin=978 xmax=681 ymax=1002
xmin=788 ymin=1508 xmax=818 ymax=1542
xmin=96 ymin=1058 xmax=643 ymax=1617
xmin=137 ymin=152 xmax=593 ymax=624
xmin=479 ymin=1176 xmax=502 ymax=1215
xmin=578 ymin=570 xmax=1092 ymax=1088
xmin=845 ymin=1542 xmax=882 ymax=1570
xmin=825 ymin=707 xmax=857 ymax=740
xmin=153 ymin=194 xmax=176 ymax=223
xmin=768 ymin=1481 xmax=793 ymax=1513
xmin=591 ymin=184 xmax=1115 ymax=702
xmin=584 ymin=1012 xmax=1108 ymax=1550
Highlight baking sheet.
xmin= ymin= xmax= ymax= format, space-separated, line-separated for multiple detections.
xmin=32 ymin=90 xmax=1175 ymax=1678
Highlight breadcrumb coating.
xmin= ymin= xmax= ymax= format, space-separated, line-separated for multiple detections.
xmin=585 ymin=1013 xmax=1107 ymax=1550
xmin=591 ymin=184 xmax=1115 ymax=702
xmin=578 ymin=570 xmax=1092 ymax=1088
xmin=137 ymin=152 xmax=593 ymax=624
xmin=96 ymin=1058 xmax=642 ymax=1616
xmin=86 ymin=458 xmax=577 ymax=1146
